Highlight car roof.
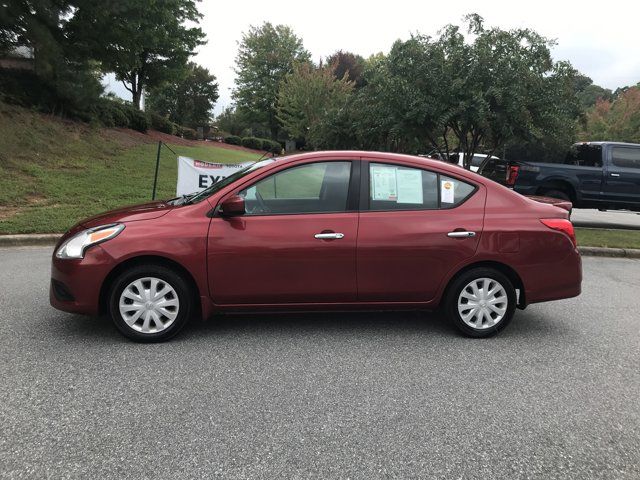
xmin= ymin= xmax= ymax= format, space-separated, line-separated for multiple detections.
xmin=275 ymin=150 xmax=477 ymax=178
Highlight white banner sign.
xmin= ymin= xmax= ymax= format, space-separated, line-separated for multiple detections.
xmin=176 ymin=156 xmax=246 ymax=196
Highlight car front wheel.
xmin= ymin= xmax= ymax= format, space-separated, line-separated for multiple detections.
xmin=109 ymin=265 xmax=192 ymax=342
xmin=445 ymin=268 xmax=516 ymax=337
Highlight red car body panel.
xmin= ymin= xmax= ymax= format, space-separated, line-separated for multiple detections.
xmin=50 ymin=151 xmax=581 ymax=319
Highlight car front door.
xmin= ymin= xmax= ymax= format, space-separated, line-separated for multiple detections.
xmin=357 ymin=160 xmax=486 ymax=302
xmin=603 ymin=145 xmax=640 ymax=206
xmin=207 ymin=160 xmax=359 ymax=305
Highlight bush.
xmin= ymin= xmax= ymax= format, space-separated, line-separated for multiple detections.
xmin=224 ymin=135 xmax=242 ymax=145
xmin=93 ymin=98 xmax=131 ymax=128
xmin=262 ymin=139 xmax=282 ymax=154
xmin=149 ymin=112 xmax=176 ymax=135
xmin=182 ymin=127 xmax=198 ymax=140
xmin=124 ymin=106 xmax=149 ymax=132
xmin=241 ymin=136 xmax=264 ymax=150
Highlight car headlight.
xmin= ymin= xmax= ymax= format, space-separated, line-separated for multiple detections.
xmin=56 ymin=224 xmax=125 ymax=259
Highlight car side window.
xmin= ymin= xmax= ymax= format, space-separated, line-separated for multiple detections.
xmin=240 ymin=161 xmax=351 ymax=215
xmin=440 ymin=175 xmax=475 ymax=207
xmin=368 ymin=163 xmax=475 ymax=210
xmin=611 ymin=147 xmax=640 ymax=170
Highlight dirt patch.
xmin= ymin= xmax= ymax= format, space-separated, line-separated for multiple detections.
xmin=0 ymin=206 xmax=20 ymax=221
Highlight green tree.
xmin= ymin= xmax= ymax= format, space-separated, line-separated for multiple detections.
xmin=233 ymin=22 xmax=310 ymax=139
xmin=581 ymin=85 xmax=640 ymax=143
xmin=277 ymin=63 xmax=353 ymax=149
xmin=147 ymin=62 xmax=218 ymax=128
xmin=350 ymin=15 xmax=581 ymax=169
xmin=0 ymin=0 xmax=103 ymax=117
xmin=69 ymin=0 xmax=205 ymax=109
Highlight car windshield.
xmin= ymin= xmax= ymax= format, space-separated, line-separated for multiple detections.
xmin=185 ymin=158 xmax=276 ymax=204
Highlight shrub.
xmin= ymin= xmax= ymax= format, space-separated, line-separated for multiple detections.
xmin=262 ymin=139 xmax=282 ymax=154
xmin=149 ymin=112 xmax=176 ymax=135
xmin=241 ymin=136 xmax=264 ymax=150
xmin=124 ymin=106 xmax=149 ymax=132
xmin=93 ymin=98 xmax=131 ymax=128
xmin=174 ymin=124 xmax=185 ymax=137
xmin=224 ymin=135 xmax=242 ymax=145
xmin=182 ymin=127 xmax=198 ymax=140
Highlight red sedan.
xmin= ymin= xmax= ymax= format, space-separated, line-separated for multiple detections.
xmin=50 ymin=151 xmax=582 ymax=341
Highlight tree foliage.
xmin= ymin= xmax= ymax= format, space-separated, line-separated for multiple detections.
xmin=277 ymin=63 xmax=353 ymax=149
xmin=349 ymin=15 xmax=581 ymax=169
xmin=147 ymin=62 xmax=218 ymax=129
xmin=0 ymin=0 xmax=103 ymax=116
xmin=233 ymin=22 xmax=310 ymax=138
xmin=326 ymin=50 xmax=366 ymax=87
xmin=68 ymin=0 xmax=205 ymax=109
xmin=581 ymin=85 xmax=640 ymax=143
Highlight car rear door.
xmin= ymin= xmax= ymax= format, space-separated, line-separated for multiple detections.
xmin=356 ymin=160 xmax=485 ymax=302
xmin=602 ymin=145 xmax=640 ymax=206
xmin=207 ymin=159 xmax=359 ymax=305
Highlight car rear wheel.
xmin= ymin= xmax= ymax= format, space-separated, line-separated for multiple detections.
xmin=445 ymin=268 xmax=516 ymax=338
xmin=109 ymin=265 xmax=192 ymax=342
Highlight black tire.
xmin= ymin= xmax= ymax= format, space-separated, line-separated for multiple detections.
xmin=445 ymin=268 xmax=517 ymax=338
xmin=543 ymin=189 xmax=570 ymax=201
xmin=109 ymin=264 xmax=193 ymax=342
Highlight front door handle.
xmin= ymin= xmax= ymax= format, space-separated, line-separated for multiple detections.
xmin=314 ymin=232 xmax=344 ymax=240
xmin=447 ymin=231 xmax=476 ymax=238
xmin=610 ymin=173 xmax=620 ymax=177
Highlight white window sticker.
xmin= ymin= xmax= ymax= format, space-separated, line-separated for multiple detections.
xmin=441 ymin=179 xmax=455 ymax=203
xmin=371 ymin=165 xmax=398 ymax=201
xmin=396 ymin=169 xmax=423 ymax=204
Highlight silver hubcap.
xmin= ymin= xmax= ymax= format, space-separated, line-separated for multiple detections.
xmin=119 ymin=277 xmax=179 ymax=334
xmin=458 ymin=277 xmax=508 ymax=330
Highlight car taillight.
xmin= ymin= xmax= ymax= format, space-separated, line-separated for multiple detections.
xmin=506 ymin=165 xmax=520 ymax=186
xmin=540 ymin=218 xmax=577 ymax=248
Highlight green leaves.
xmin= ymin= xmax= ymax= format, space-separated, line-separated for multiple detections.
xmin=233 ymin=22 xmax=310 ymax=138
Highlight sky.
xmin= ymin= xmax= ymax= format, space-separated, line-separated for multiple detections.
xmin=105 ymin=0 xmax=640 ymax=115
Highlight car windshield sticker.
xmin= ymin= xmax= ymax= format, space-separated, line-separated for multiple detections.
xmin=396 ymin=168 xmax=423 ymax=204
xmin=441 ymin=179 xmax=455 ymax=203
xmin=371 ymin=165 xmax=398 ymax=201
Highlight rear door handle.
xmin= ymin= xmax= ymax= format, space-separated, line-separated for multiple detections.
xmin=610 ymin=173 xmax=620 ymax=177
xmin=314 ymin=232 xmax=344 ymax=240
xmin=447 ymin=231 xmax=476 ymax=238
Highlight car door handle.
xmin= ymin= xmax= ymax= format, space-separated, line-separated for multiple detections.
xmin=314 ymin=232 xmax=344 ymax=240
xmin=610 ymin=173 xmax=620 ymax=177
xmin=447 ymin=231 xmax=476 ymax=238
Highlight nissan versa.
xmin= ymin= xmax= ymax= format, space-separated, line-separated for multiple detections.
xmin=50 ymin=151 xmax=582 ymax=342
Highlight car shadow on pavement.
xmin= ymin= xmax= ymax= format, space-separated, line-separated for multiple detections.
xmin=50 ymin=306 xmax=565 ymax=343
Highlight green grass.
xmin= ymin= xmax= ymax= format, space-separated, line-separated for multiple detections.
xmin=576 ymin=228 xmax=640 ymax=250
xmin=0 ymin=102 xmax=259 ymax=234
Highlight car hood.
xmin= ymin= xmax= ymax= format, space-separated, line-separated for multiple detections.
xmin=78 ymin=201 xmax=174 ymax=229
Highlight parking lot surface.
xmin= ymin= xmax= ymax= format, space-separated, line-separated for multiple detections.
xmin=1 ymin=247 xmax=639 ymax=479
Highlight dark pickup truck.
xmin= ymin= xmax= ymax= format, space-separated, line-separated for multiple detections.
xmin=482 ymin=142 xmax=640 ymax=211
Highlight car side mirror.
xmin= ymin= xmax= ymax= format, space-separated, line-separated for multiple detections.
xmin=220 ymin=195 xmax=245 ymax=217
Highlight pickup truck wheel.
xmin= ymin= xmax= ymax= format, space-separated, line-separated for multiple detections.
xmin=445 ymin=268 xmax=517 ymax=338
xmin=543 ymin=189 xmax=570 ymax=201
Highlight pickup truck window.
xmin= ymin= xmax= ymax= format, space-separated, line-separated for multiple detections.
xmin=564 ymin=144 xmax=602 ymax=167
xmin=611 ymin=147 xmax=640 ymax=170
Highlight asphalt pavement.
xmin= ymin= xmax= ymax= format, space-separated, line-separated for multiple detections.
xmin=1 ymin=247 xmax=639 ymax=479
xmin=571 ymin=208 xmax=640 ymax=230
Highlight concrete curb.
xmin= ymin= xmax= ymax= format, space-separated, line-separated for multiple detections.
xmin=1 ymin=234 xmax=639 ymax=258
xmin=0 ymin=234 xmax=61 ymax=247
xmin=577 ymin=246 xmax=640 ymax=259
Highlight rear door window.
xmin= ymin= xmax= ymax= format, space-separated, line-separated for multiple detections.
xmin=368 ymin=163 xmax=475 ymax=210
xmin=611 ymin=147 xmax=640 ymax=170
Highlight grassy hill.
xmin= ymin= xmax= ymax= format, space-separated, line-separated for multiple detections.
xmin=0 ymin=102 xmax=261 ymax=234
